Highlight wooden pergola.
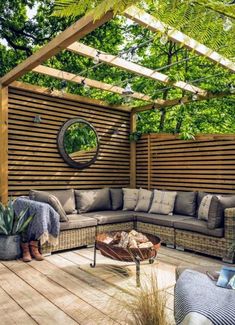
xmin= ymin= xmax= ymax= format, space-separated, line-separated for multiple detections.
xmin=0 ymin=3 xmax=234 ymax=204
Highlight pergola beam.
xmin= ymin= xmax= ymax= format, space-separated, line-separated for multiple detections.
xmin=0 ymin=9 xmax=114 ymax=86
xmin=124 ymin=6 xmax=235 ymax=73
xmin=33 ymin=65 xmax=166 ymax=105
xmin=10 ymin=81 xmax=131 ymax=111
xmin=67 ymin=42 xmax=207 ymax=95
xmin=133 ymin=91 xmax=234 ymax=113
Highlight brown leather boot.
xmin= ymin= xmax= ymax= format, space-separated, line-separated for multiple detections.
xmin=29 ymin=241 xmax=44 ymax=261
xmin=21 ymin=242 xmax=32 ymax=262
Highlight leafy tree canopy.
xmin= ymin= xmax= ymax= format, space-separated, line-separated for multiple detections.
xmin=0 ymin=0 xmax=235 ymax=137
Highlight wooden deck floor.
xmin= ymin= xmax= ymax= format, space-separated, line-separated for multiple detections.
xmin=0 ymin=246 xmax=228 ymax=325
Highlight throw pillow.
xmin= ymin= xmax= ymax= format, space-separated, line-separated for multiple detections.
xmin=198 ymin=194 xmax=223 ymax=229
xmin=149 ymin=190 xmax=177 ymax=215
xmin=48 ymin=189 xmax=76 ymax=214
xmin=110 ymin=188 xmax=123 ymax=210
xmin=75 ymin=188 xmax=111 ymax=213
xmin=122 ymin=188 xmax=139 ymax=211
xmin=174 ymin=191 xmax=197 ymax=216
xmin=198 ymin=195 xmax=213 ymax=221
xmin=29 ymin=189 xmax=68 ymax=222
xmin=135 ymin=188 xmax=153 ymax=212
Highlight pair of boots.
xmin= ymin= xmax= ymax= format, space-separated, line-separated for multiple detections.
xmin=21 ymin=241 xmax=44 ymax=262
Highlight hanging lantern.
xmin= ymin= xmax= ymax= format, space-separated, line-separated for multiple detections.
xmin=230 ymin=84 xmax=235 ymax=94
xmin=160 ymin=34 xmax=168 ymax=45
xmin=93 ymin=51 xmax=100 ymax=65
xmin=122 ymin=83 xmax=134 ymax=96
xmin=223 ymin=17 xmax=233 ymax=32
xmin=81 ymin=79 xmax=90 ymax=91
xmin=192 ymin=92 xmax=198 ymax=101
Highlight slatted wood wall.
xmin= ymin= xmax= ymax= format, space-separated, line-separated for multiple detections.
xmin=8 ymin=83 xmax=130 ymax=196
xmin=136 ymin=133 xmax=235 ymax=194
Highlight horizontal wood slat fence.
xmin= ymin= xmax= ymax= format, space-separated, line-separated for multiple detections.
xmin=136 ymin=133 xmax=235 ymax=194
xmin=8 ymin=85 xmax=130 ymax=196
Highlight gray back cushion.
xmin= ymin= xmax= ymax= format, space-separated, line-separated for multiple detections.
xmin=122 ymin=188 xmax=139 ymax=211
xmin=174 ymin=191 xmax=197 ymax=216
xmin=75 ymin=188 xmax=111 ymax=213
xmin=219 ymin=195 xmax=235 ymax=211
xmin=135 ymin=188 xmax=153 ymax=212
xmin=110 ymin=188 xmax=123 ymax=210
xmin=29 ymin=190 xmax=68 ymax=222
xmin=48 ymin=189 xmax=76 ymax=214
xmin=198 ymin=194 xmax=223 ymax=229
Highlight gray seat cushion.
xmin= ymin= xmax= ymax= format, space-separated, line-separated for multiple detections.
xmin=60 ymin=214 xmax=97 ymax=230
xmin=174 ymin=218 xmax=224 ymax=238
xmin=84 ymin=210 xmax=135 ymax=225
xmin=136 ymin=212 xmax=190 ymax=227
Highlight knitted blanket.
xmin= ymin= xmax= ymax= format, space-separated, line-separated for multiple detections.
xmin=14 ymin=197 xmax=60 ymax=245
xmin=174 ymin=269 xmax=235 ymax=325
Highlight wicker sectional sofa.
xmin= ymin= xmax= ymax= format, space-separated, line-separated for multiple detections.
xmin=28 ymin=188 xmax=235 ymax=263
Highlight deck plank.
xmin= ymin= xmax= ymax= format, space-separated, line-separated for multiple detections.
xmin=51 ymin=252 xmax=132 ymax=301
xmin=0 ymin=262 xmax=77 ymax=325
xmin=0 ymin=246 xmax=229 ymax=325
xmin=3 ymin=260 xmax=120 ymax=325
xmin=26 ymin=258 xmax=132 ymax=324
xmin=0 ymin=286 xmax=37 ymax=325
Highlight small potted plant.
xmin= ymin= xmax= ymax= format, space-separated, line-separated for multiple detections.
xmin=0 ymin=198 xmax=34 ymax=260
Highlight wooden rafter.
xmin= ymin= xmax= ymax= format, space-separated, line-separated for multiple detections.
xmin=133 ymin=91 xmax=234 ymax=113
xmin=33 ymin=65 xmax=167 ymax=106
xmin=67 ymin=42 xmax=207 ymax=95
xmin=124 ymin=6 xmax=235 ymax=73
xmin=10 ymin=81 xmax=131 ymax=112
xmin=0 ymin=9 xmax=114 ymax=86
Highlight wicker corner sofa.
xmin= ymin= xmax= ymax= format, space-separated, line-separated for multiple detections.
xmin=27 ymin=188 xmax=235 ymax=263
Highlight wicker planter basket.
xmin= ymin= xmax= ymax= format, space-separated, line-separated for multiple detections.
xmin=96 ymin=232 xmax=161 ymax=262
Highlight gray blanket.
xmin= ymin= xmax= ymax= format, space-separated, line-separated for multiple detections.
xmin=175 ymin=269 xmax=235 ymax=325
xmin=14 ymin=197 xmax=60 ymax=245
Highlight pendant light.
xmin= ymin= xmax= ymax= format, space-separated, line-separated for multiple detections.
xmin=93 ymin=51 xmax=100 ymax=65
xmin=122 ymin=83 xmax=134 ymax=96
xmin=223 ymin=17 xmax=233 ymax=31
xmin=160 ymin=33 xmax=168 ymax=45
xmin=81 ymin=79 xmax=90 ymax=91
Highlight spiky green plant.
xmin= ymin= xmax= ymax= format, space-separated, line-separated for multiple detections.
xmin=0 ymin=198 xmax=34 ymax=235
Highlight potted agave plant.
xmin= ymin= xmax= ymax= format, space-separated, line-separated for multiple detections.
xmin=0 ymin=198 xmax=34 ymax=260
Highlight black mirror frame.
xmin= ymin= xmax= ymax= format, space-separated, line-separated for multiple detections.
xmin=57 ymin=118 xmax=100 ymax=169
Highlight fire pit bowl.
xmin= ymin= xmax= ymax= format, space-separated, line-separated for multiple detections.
xmin=96 ymin=231 xmax=161 ymax=262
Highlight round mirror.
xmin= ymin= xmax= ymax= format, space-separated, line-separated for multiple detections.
xmin=57 ymin=118 xmax=99 ymax=168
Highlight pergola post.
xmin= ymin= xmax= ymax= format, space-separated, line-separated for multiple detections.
xmin=0 ymin=85 xmax=8 ymax=204
xmin=130 ymin=110 xmax=137 ymax=188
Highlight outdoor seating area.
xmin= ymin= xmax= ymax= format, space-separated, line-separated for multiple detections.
xmin=1 ymin=0 xmax=235 ymax=324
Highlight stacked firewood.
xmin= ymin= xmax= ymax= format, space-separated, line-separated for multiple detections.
xmin=103 ymin=230 xmax=153 ymax=249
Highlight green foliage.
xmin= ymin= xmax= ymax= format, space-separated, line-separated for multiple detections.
xmin=129 ymin=131 xmax=142 ymax=142
xmin=0 ymin=0 xmax=234 ymax=137
xmin=0 ymin=199 xmax=34 ymax=236
xmin=64 ymin=122 xmax=98 ymax=154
